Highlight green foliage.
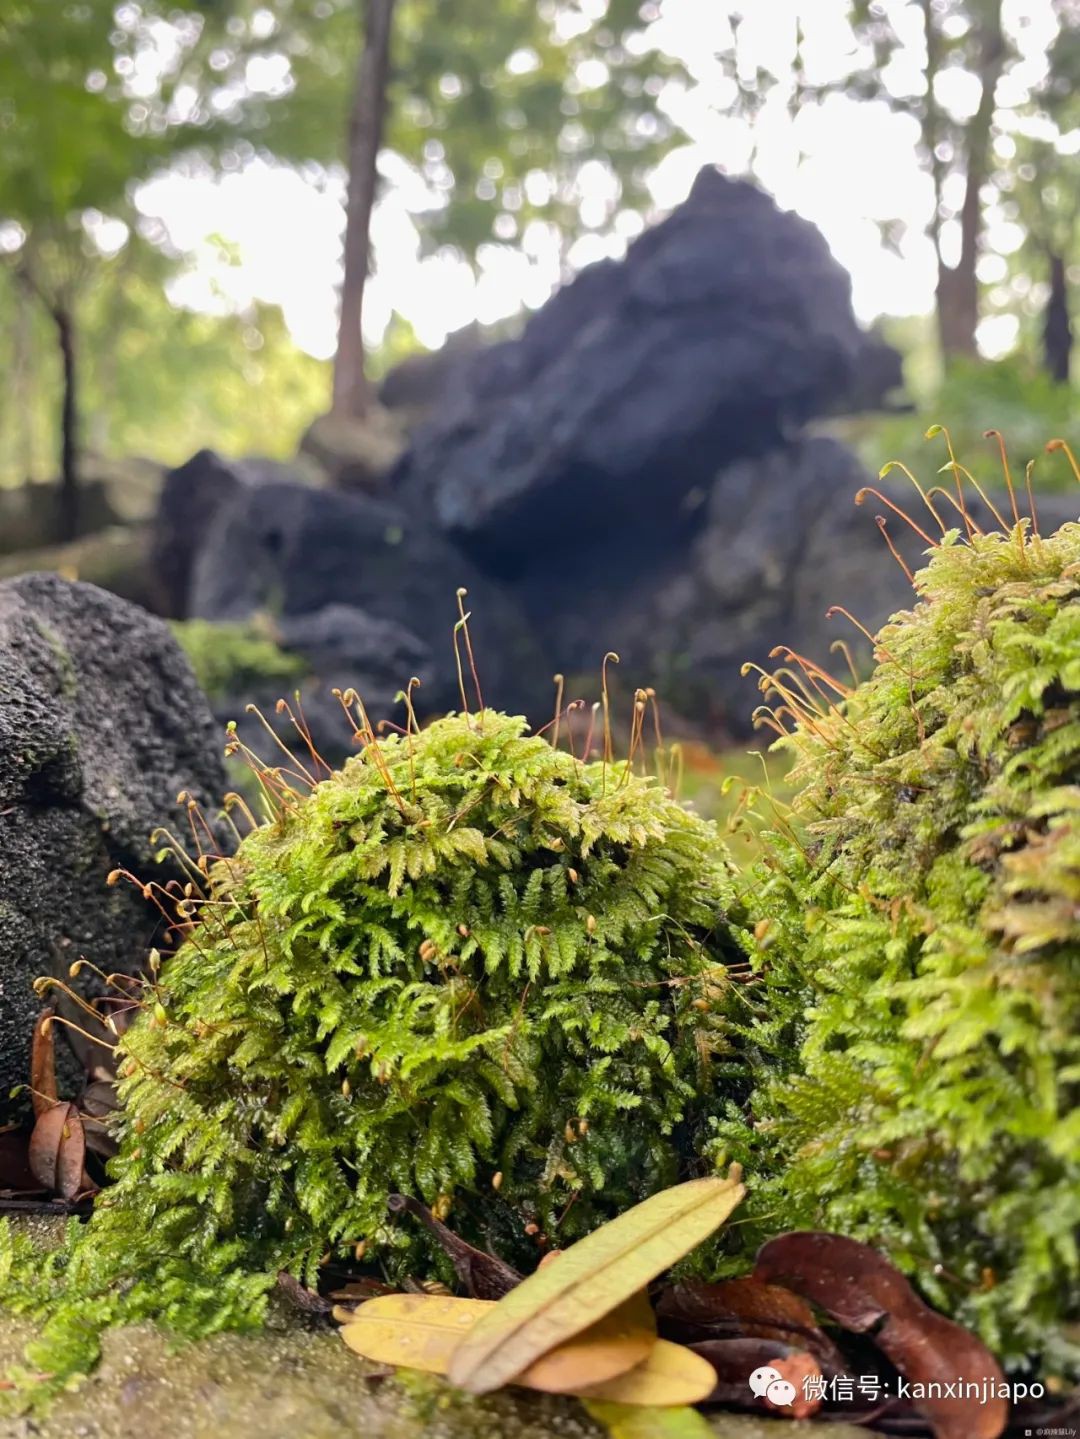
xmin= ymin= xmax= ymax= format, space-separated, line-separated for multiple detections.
xmin=218 ymin=0 xmax=682 ymax=258
xmin=171 ymin=618 xmax=306 ymax=704
xmin=848 ymin=356 xmax=1080 ymax=491
xmin=3 ymin=711 xmax=748 ymax=1393
xmin=712 ymin=514 xmax=1080 ymax=1377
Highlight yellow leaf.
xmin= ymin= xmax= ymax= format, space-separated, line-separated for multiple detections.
xmin=341 ymin=1293 xmax=487 ymax=1375
xmin=340 ymin=1289 xmax=654 ymax=1393
xmin=577 ymin=1340 xmax=716 ymax=1407
xmin=447 ymin=1170 xmax=745 ymax=1395
xmin=519 ymin=1288 xmax=655 ymax=1394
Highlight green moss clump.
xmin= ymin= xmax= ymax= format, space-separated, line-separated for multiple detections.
xmin=171 ymin=617 xmax=305 ymax=703
xmin=3 ymin=710 xmax=748 ymax=1389
xmin=713 ymin=518 xmax=1080 ymax=1375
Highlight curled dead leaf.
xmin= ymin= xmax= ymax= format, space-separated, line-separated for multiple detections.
xmin=387 ymin=1192 xmax=522 ymax=1299
xmin=656 ymin=1275 xmax=844 ymax=1370
xmin=30 ymin=1008 xmax=58 ymax=1118
xmin=754 ymin=1232 xmax=1008 ymax=1439
xmin=28 ymin=1101 xmax=86 ymax=1200
xmin=689 ymin=1336 xmax=822 ymax=1417
xmin=0 ymin=1130 xmax=38 ymax=1193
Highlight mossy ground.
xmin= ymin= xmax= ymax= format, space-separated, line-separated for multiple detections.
xmin=708 ymin=516 xmax=1080 ymax=1377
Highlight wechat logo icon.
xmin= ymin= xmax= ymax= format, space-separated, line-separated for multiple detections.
xmin=748 ymin=1365 xmax=797 ymax=1407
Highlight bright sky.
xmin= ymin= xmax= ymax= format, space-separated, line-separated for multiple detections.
xmin=134 ymin=0 xmax=1061 ymax=363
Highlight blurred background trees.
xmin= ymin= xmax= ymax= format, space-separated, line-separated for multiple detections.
xmin=1 ymin=0 xmax=1078 ymax=504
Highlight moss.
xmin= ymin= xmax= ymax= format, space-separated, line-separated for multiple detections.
xmin=1 ymin=709 xmax=751 ymax=1393
xmin=171 ymin=617 xmax=305 ymax=704
xmin=708 ymin=516 xmax=1080 ymax=1377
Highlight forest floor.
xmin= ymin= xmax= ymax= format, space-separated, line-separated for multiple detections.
xmin=0 ymin=1222 xmax=870 ymax=1439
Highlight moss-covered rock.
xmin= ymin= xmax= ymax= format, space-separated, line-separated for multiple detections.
xmin=713 ymin=516 xmax=1080 ymax=1376
xmin=170 ymin=617 xmax=306 ymax=705
xmin=2 ymin=709 xmax=750 ymax=1388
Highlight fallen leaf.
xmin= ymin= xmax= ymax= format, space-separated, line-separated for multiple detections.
xmin=340 ymin=1290 xmax=654 ymax=1393
xmin=0 ymin=1131 xmax=38 ymax=1193
xmin=446 ymin=1172 xmax=744 ymax=1395
xmin=754 ymin=1232 xmax=1008 ymax=1439
xmin=30 ymin=1009 xmax=58 ymax=1118
xmin=28 ymin=1102 xmax=86 ymax=1200
xmin=341 ymin=1292 xmax=487 ymax=1375
xmin=80 ymin=1079 xmax=118 ymax=1118
xmin=689 ymin=1336 xmax=821 ymax=1413
xmin=577 ymin=1340 xmax=717 ymax=1407
xmin=656 ymin=1275 xmax=844 ymax=1369
xmin=388 ymin=1193 xmax=522 ymax=1299
xmin=766 ymin=1349 xmax=822 ymax=1420
xmin=277 ymin=1270 xmax=333 ymax=1316
xmin=329 ymin=1277 xmax=396 ymax=1306
xmin=521 ymin=1288 xmax=655 ymax=1394
xmin=581 ymin=1400 xmax=715 ymax=1438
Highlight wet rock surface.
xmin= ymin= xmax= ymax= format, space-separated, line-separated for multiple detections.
xmin=0 ymin=574 xmax=224 ymax=1115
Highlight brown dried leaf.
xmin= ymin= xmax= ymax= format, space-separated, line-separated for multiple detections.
xmin=577 ymin=1340 xmax=717 ymax=1407
xmin=0 ymin=1131 xmax=38 ymax=1193
xmin=28 ymin=1102 xmax=86 ymax=1200
xmin=329 ymin=1278 xmax=397 ymax=1305
xmin=446 ymin=1171 xmax=745 ymax=1395
xmin=387 ymin=1193 xmax=522 ymax=1299
xmin=754 ymin=1232 xmax=1007 ymax=1439
xmin=30 ymin=1009 xmax=58 ymax=1118
xmin=656 ymin=1276 xmax=844 ymax=1369
xmin=689 ymin=1336 xmax=822 ymax=1415
xmin=276 ymin=1270 xmax=333 ymax=1316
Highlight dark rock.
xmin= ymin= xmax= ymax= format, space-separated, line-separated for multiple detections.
xmin=0 ymin=574 xmax=225 ymax=1116
xmin=378 ymin=325 xmax=485 ymax=432
xmin=394 ymin=169 xmax=902 ymax=572
xmin=152 ymin=450 xmax=313 ymax=619
xmin=189 ymin=483 xmax=543 ymax=719
xmin=234 ymin=606 xmax=436 ymax=765
xmin=511 ymin=438 xmax=1079 ymax=737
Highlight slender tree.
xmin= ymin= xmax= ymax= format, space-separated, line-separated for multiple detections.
xmin=333 ymin=0 xmax=397 ymax=418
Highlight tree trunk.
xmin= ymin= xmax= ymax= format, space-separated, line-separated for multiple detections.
xmin=933 ymin=0 xmax=1005 ymax=362
xmin=332 ymin=0 xmax=396 ymax=419
xmin=50 ymin=303 xmax=80 ymax=544
xmin=12 ymin=279 xmax=37 ymax=483
xmin=1043 ymin=250 xmax=1072 ymax=384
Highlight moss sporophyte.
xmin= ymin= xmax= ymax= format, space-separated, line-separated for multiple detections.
xmin=2 ymin=435 xmax=1078 ymax=1397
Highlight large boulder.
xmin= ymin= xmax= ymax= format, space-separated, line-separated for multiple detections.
xmin=188 ymin=482 xmax=544 ymax=720
xmin=0 ymin=574 xmax=225 ymax=1115
xmin=510 ymin=438 xmax=1080 ymax=735
xmin=152 ymin=449 xmax=316 ymax=619
xmin=394 ymin=169 xmax=901 ymax=570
